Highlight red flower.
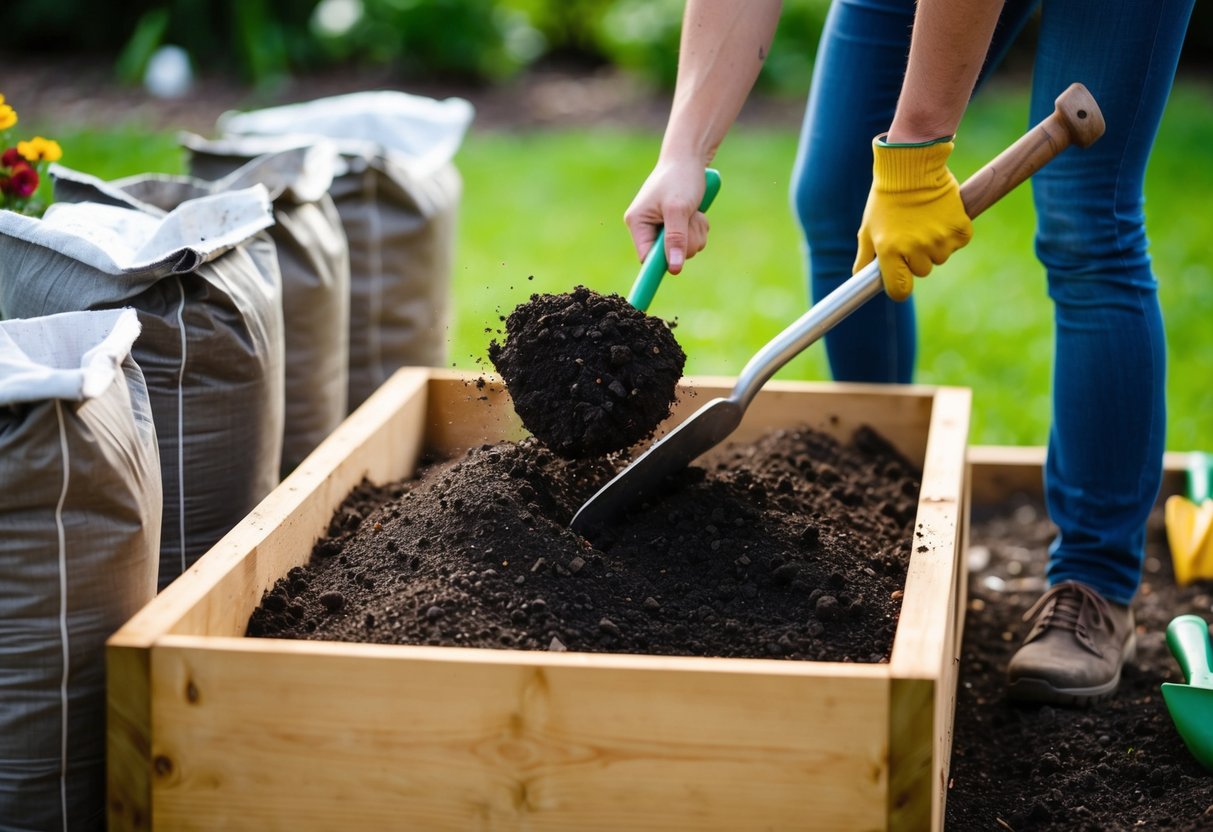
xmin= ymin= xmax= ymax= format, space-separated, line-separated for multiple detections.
xmin=0 ymin=147 xmax=22 ymax=168
xmin=7 ymin=165 xmax=38 ymax=198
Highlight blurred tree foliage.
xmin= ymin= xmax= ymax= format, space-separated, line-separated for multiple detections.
xmin=0 ymin=0 xmax=829 ymax=91
xmin=1 ymin=0 xmax=1206 ymax=89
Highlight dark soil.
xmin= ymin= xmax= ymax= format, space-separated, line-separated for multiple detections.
xmin=248 ymin=423 xmax=921 ymax=662
xmin=948 ymin=496 xmax=1213 ymax=830
xmin=488 ymin=286 xmax=686 ymax=458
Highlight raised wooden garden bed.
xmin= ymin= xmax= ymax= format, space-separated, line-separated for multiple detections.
xmin=108 ymin=369 xmax=972 ymax=831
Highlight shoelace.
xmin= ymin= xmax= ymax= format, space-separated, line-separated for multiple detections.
xmin=1021 ymin=581 xmax=1110 ymax=655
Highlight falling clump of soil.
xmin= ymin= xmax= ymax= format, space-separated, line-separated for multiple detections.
xmin=487 ymin=285 xmax=685 ymax=458
xmin=248 ymin=423 xmax=922 ymax=662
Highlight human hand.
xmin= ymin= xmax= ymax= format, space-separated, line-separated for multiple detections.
xmin=853 ymin=138 xmax=972 ymax=301
xmin=624 ymin=159 xmax=711 ymax=275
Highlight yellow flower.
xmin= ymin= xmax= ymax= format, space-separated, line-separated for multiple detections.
xmin=0 ymin=104 xmax=16 ymax=131
xmin=18 ymin=137 xmax=62 ymax=163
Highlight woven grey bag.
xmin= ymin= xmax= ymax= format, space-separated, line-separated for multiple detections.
xmin=59 ymin=147 xmax=351 ymax=476
xmin=0 ymin=308 xmax=160 ymax=831
xmin=0 ymin=188 xmax=283 ymax=589
xmin=215 ymin=91 xmax=473 ymax=409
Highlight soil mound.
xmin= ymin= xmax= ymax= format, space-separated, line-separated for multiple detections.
xmin=488 ymin=286 xmax=685 ymax=458
xmin=248 ymin=423 xmax=921 ymax=662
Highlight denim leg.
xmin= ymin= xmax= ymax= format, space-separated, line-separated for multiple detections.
xmin=1031 ymin=0 xmax=1195 ymax=603
xmin=791 ymin=0 xmax=1038 ymax=383
xmin=790 ymin=0 xmax=916 ymax=383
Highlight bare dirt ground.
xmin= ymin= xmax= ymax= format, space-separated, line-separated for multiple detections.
xmin=0 ymin=53 xmax=805 ymax=135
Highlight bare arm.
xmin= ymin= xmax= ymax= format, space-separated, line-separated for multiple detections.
xmin=626 ymin=0 xmax=782 ymax=272
xmin=660 ymin=0 xmax=783 ymax=163
xmin=887 ymin=0 xmax=1004 ymax=143
xmin=855 ymin=0 xmax=1002 ymax=300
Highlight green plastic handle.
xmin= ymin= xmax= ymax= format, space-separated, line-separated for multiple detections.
xmin=1167 ymin=614 xmax=1213 ymax=689
xmin=1189 ymin=451 xmax=1212 ymax=503
xmin=627 ymin=168 xmax=722 ymax=311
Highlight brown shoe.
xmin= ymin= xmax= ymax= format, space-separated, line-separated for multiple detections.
xmin=1006 ymin=581 xmax=1136 ymax=706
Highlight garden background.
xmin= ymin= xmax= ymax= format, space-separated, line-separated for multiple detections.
xmin=3 ymin=0 xmax=1211 ymax=450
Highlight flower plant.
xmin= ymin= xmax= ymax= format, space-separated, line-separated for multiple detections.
xmin=1 ymin=93 xmax=62 ymax=216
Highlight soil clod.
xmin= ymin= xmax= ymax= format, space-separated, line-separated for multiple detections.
xmin=488 ymin=286 xmax=685 ymax=458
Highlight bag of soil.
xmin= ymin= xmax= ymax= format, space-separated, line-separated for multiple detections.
xmin=0 ymin=186 xmax=284 ymax=589
xmin=212 ymin=90 xmax=474 ymax=409
xmin=0 ymin=308 xmax=160 ymax=830
xmin=60 ymin=145 xmax=352 ymax=476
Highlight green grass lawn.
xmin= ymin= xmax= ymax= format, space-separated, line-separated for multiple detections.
xmin=26 ymin=80 xmax=1213 ymax=451
xmin=453 ymin=81 xmax=1213 ymax=452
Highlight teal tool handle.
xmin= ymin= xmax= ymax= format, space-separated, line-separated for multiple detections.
xmin=627 ymin=168 xmax=722 ymax=311
xmin=1189 ymin=451 xmax=1212 ymax=503
xmin=1167 ymin=614 xmax=1213 ymax=689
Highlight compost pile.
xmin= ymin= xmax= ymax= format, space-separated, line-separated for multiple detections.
xmin=249 ymin=424 xmax=921 ymax=662
xmin=487 ymin=285 xmax=685 ymax=458
xmin=948 ymin=497 xmax=1213 ymax=830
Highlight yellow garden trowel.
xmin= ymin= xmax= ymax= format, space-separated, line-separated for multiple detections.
xmin=1165 ymin=452 xmax=1213 ymax=585
xmin=1162 ymin=614 xmax=1213 ymax=771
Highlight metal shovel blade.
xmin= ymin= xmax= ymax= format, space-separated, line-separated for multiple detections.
xmin=572 ymin=259 xmax=884 ymax=540
xmin=570 ymin=83 xmax=1105 ymax=541
xmin=570 ymin=397 xmax=743 ymax=537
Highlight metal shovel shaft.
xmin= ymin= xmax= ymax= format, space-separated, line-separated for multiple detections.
xmin=732 ymin=260 xmax=883 ymax=410
xmin=571 ymin=83 xmax=1105 ymax=540
xmin=570 ymin=261 xmax=882 ymax=536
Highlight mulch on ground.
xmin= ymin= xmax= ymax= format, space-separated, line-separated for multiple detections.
xmin=488 ymin=286 xmax=685 ymax=458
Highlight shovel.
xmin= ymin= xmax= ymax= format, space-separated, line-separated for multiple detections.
xmin=1162 ymin=614 xmax=1213 ymax=771
xmin=572 ymin=83 xmax=1106 ymax=538
xmin=1165 ymin=451 xmax=1213 ymax=586
xmin=627 ymin=168 xmax=722 ymax=311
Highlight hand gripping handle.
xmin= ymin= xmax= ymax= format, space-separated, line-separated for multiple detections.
xmin=627 ymin=168 xmax=722 ymax=311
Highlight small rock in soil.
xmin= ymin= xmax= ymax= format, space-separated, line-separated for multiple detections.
xmin=488 ymin=286 xmax=685 ymax=458
xmin=318 ymin=591 xmax=345 ymax=613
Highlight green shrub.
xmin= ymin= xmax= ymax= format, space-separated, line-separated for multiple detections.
xmin=311 ymin=0 xmax=542 ymax=82
xmin=593 ymin=0 xmax=825 ymax=93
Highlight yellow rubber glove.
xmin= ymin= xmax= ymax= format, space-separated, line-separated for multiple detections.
xmin=853 ymin=137 xmax=973 ymax=302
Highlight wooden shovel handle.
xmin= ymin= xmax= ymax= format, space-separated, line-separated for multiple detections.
xmin=959 ymin=82 xmax=1105 ymax=219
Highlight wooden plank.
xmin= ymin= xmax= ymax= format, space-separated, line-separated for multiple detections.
xmin=889 ymin=387 xmax=971 ymax=678
xmin=665 ymin=377 xmax=937 ymax=467
xmin=887 ymin=387 xmax=971 ymax=831
xmin=150 ymin=636 xmax=890 ymax=832
xmin=107 ymin=643 xmax=152 ymax=832
xmin=107 ymin=367 xmax=430 ymax=830
xmin=425 ymin=369 xmax=527 ymax=452
xmin=887 ymin=678 xmax=934 ymax=832
xmin=106 ymin=371 xmax=970 ymax=830
xmin=428 ymin=371 xmax=937 ymax=468
xmin=167 ymin=367 xmax=428 ymax=639
xmin=968 ymin=446 xmax=1188 ymax=505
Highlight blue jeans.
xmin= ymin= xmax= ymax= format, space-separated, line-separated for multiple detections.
xmin=791 ymin=0 xmax=1194 ymax=604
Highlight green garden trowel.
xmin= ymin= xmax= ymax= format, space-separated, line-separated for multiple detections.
xmin=1163 ymin=614 xmax=1213 ymax=772
xmin=626 ymin=168 xmax=721 ymax=311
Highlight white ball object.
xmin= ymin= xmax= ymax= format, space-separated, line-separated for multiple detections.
xmin=144 ymin=45 xmax=194 ymax=99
